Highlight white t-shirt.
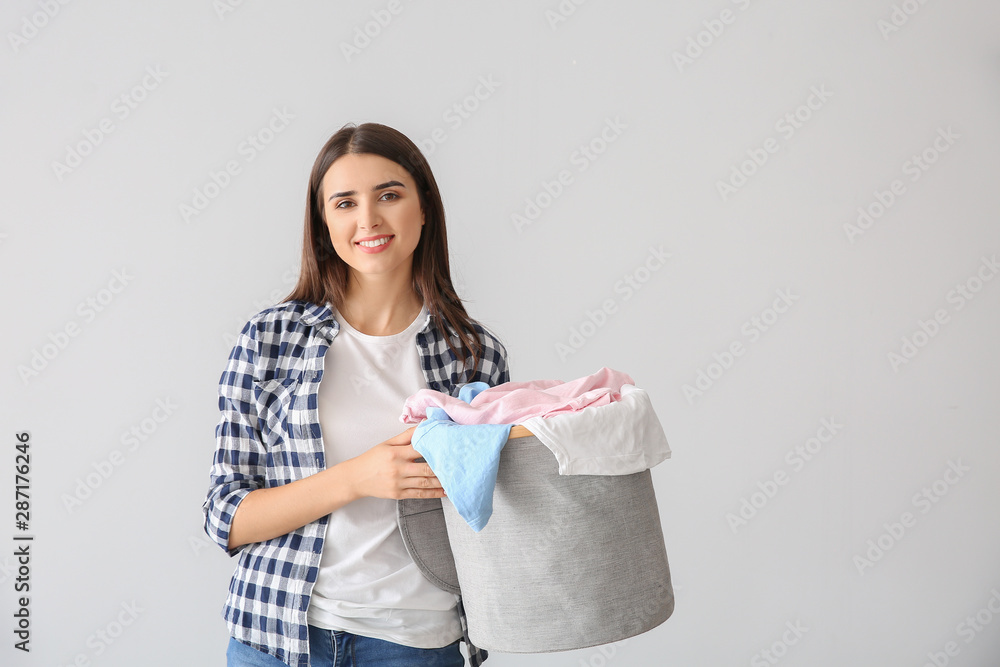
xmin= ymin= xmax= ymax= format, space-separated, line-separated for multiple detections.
xmin=306 ymin=303 xmax=462 ymax=647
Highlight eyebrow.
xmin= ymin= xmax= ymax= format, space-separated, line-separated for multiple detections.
xmin=329 ymin=180 xmax=406 ymax=201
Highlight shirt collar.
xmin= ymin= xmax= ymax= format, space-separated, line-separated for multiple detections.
xmin=299 ymin=300 xmax=335 ymax=327
xmin=299 ymin=299 xmax=436 ymax=335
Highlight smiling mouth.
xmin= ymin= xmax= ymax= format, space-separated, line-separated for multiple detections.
xmin=357 ymin=235 xmax=394 ymax=248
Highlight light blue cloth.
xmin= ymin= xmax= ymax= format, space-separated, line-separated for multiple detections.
xmin=411 ymin=382 xmax=512 ymax=532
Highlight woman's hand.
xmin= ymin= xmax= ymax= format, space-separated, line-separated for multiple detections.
xmin=345 ymin=426 xmax=446 ymax=500
xmin=227 ymin=426 xmax=444 ymax=549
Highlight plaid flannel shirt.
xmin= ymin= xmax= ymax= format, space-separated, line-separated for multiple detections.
xmin=202 ymin=299 xmax=509 ymax=667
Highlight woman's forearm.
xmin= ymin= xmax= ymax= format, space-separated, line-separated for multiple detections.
xmin=227 ymin=429 xmax=443 ymax=550
xmin=227 ymin=460 xmax=359 ymax=550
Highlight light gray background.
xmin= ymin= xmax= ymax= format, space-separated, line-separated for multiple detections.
xmin=2 ymin=1 xmax=999 ymax=665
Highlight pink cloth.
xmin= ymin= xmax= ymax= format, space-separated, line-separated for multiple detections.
xmin=400 ymin=367 xmax=636 ymax=425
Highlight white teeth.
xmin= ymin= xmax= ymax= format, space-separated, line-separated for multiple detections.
xmin=358 ymin=237 xmax=391 ymax=248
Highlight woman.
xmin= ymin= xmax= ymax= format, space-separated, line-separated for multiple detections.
xmin=202 ymin=122 xmax=510 ymax=667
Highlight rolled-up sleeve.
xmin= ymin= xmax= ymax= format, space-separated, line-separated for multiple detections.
xmin=484 ymin=327 xmax=510 ymax=386
xmin=495 ymin=343 xmax=510 ymax=385
xmin=202 ymin=322 xmax=264 ymax=556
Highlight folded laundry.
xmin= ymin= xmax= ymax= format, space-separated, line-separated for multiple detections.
xmin=400 ymin=366 xmax=635 ymax=425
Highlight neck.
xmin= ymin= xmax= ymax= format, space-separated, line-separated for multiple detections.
xmin=339 ymin=271 xmax=424 ymax=336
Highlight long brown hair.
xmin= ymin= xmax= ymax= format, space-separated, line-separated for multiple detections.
xmin=282 ymin=122 xmax=484 ymax=371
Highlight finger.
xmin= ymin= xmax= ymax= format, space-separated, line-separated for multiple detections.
xmin=404 ymin=461 xmax=438 ymax=480
xmin=401 ymin=487 xmax=447 ymax=499
xmin=393 ymin=426 xmax=417 ymax=442
xmin=384 ymin=426 xmax=416 ymax=443
xmin=404 ymin=472 xmax=442 ymax=490
xmin=395 ymin=445 xmax=430 ymax=464
xmin=410 ymin=476 xmax=441 ymax=490
xmin=403 ymin=474 xmax=442 ymax=491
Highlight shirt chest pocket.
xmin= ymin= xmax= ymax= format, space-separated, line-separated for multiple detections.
xmin=252 ymin=371 xmax=313 ymax=451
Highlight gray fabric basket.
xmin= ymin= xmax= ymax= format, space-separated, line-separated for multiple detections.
xmin=439 ymin=433 xmax=674 ymax=653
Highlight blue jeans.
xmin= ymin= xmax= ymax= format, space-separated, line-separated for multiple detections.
xmin=226 ymin=626 xmax=465 ymax=667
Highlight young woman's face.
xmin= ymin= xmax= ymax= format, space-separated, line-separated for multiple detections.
xmin=321 ymin=152 xmax=424 ymax=284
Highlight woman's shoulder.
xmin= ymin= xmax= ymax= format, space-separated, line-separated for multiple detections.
xmin=474 ymin=320 xmax=510 ymax=384
xmin=440 ymin=315 xmax=511 ymax=385
xmin=226 ymin=300 xmax=332 ymax=378
xmin=238 ymin=299 xmax=333 ymax=339
xmin=471 ymin=319 xmax=509 ymax=359
xmin=431 ymin=312 xmax=507 ymax=352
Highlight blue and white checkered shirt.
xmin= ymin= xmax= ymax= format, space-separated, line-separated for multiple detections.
xmin=202 ymin=299 xmax=509 ymax=667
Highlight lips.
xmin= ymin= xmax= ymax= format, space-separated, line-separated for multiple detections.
xmin=356 ymin=234 xmax=392 ymax=243
xmin=356 ymin=234 xmax=393 ymax=246
xmin=355 ymin=234 xmax=394 ymax=253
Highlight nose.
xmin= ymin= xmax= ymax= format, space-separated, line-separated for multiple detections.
xmin=357 ymin=199 xmax=382 ymax=230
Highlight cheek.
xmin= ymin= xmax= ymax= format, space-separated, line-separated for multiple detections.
xmin=324 ymin=219 xmax=348 ymax=243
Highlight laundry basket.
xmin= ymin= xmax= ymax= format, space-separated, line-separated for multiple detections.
xmin=439 ymin=426 xmax=674 ymax=653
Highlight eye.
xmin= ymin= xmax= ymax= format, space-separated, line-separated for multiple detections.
xmin=334 ymin=199 xmax=354 ymax=209
xmin=379 ymin=191 xmax=399 ymax=202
